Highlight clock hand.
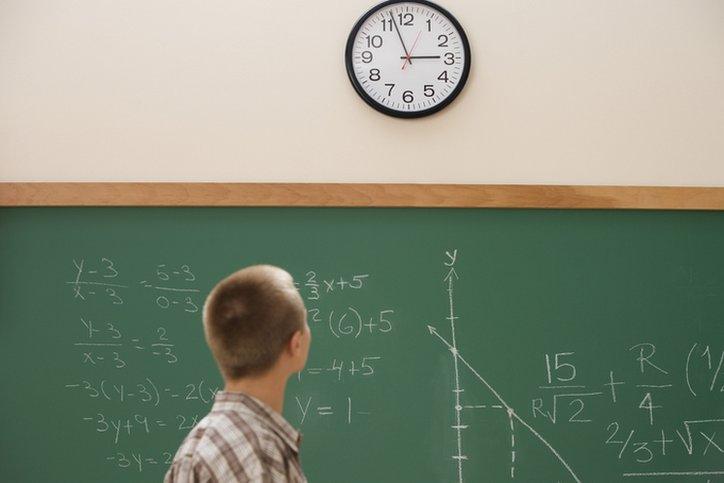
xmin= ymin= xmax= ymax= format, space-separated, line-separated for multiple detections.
xmin=390 ymin=12 xmax=413 ymax=66
xmin=399 ymin=55 xmax=441 ymax=59
xmin=401 ymin=30 xmax=422 ymax=70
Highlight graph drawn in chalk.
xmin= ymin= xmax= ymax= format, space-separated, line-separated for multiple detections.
xmin=427 ymin=249 xmax=582 ymax=483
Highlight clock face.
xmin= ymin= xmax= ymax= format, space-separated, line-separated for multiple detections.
xmin=345 ymin=0 xmax=471 ymax=118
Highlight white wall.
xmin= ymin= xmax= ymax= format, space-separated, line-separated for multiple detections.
xmin=1 ymin=0 xmax=723 ymax=185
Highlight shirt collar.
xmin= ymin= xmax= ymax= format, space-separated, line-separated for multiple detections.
xmin=212 ymin=390 xmax=301 ymax=453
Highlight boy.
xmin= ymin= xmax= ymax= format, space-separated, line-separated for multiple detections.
xmin=165 ymin=265 xmax=311 ymax=483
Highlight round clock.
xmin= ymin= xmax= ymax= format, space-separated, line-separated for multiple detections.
xmin=345 ymin=0 xmax=471 ymax=118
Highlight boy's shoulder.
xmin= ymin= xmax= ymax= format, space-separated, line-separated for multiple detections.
xmin=166 ymin=391 xmax=307 ymax=482
xmin=166 ymin=407 xmax=288 ymax=481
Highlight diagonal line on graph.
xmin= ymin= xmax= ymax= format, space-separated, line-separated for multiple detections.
xmin=428 ymin=324 xmax=582 ymax=483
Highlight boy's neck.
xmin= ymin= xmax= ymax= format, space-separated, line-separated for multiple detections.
xmin=224 ymin=369 xmax=289 ymax=415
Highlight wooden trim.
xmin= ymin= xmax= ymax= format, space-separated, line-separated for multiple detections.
xmin=1 ymin=183 xmax=723 ymax=209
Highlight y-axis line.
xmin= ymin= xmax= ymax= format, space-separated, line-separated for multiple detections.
xmin=445 ymin=262 xmax=465 ymax=483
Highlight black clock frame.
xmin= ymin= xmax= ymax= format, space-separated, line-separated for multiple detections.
xmin=345 ymin=0 xmax=471 ymax=119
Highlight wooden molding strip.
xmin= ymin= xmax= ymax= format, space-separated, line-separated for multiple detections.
xmin=1 ymin=183 xmax=723 ymax=209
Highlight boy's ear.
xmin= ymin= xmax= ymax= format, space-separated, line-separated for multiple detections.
xmin=287 ymin=329 xmax=304 ymax=355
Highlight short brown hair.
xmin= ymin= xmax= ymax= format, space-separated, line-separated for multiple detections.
xmin=203 ymin=265 xmax=306 ymax=379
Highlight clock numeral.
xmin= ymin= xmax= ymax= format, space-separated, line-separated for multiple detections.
xmin=361 ymin=51 xmax=373 ymax=63
xmin=397 ymin=13 xmax=414 ymax=26
xmin=444 ymin=52 xmax=455 ymax=65
xmin=402 ymin=90 xmax=414 ymax=103
xmin=437 ymin=70 xmax=449 ymax=83
xmin=366 ymin=35 xmax=383 ymax=48
xmin=384 ymin=83 xmax=395 ymax=96
xmin=438 ymin=34 xmax=449 ymax=47
xmin=369 ymin=69 xmax=381 ymax=81
xmin=426 ymin=19 xmax=432 ymax=32
xmin=424 ymin=85 xmax=435 ymax=97
xmin=382 ymin=18 xmax=393 ymax=31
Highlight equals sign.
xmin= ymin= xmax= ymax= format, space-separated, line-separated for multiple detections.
xmin=146 ymin=458 xmax=158 ymax=464
xmin=127 ymin=393 xmax=135 ymax=397
xmin=64 ymin=384 xmax=80 ymax=388
xmin=83 ymin=417 xmax=93 ymax=421
xmin=88 ymin=270 xmax=97 ymax=274
xmin=156 ymin=420 xmax=167 ymax=427
xmin=307 ymin=368 xmax=323 ymax=375
xmin=317 ymin=406 xmax=333 ymax=416
xmin=106 ymin=455 xmax=115 ymax=460
xmin=171 ymin=394 xmax=179 ymax=398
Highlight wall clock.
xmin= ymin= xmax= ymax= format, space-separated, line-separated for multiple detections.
xmin=345 ymin=0 xmax=471 ymax=118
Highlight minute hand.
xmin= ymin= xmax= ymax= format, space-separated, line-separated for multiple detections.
xmin=390 ymin=12 xmax=412 ymax=65
xmin=398 ymin=55 xmax=441 ymax=59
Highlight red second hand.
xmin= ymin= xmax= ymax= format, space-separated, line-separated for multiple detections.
xmin=402 ymin=30 xmax=422 ymax=70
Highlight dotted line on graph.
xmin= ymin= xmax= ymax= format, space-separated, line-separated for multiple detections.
xmin=508 ymin=409 xmax=516 ymax=479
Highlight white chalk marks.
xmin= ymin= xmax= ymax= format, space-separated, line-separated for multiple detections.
xmin=428 ymin=249 xmax=582 ymax=483
xmin=442 ymin=249 xmax=466 ymax=483
xmin=428 ymin=324 xmax=583 ymax=483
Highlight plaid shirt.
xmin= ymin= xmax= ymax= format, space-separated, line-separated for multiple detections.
xmin=165 ymin=391 xmax=307 ymax=483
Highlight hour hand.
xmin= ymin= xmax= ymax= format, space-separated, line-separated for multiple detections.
xmin=398 ymin=55 xmax=441 ymax=60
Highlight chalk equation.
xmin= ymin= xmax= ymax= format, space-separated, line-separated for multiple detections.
xmin=64 ymin=258 xmax=206 ymax=475
xmin=105 ymin=450 xmax=174 ymax=473
xmin=73 ymin=317 xmax=178 ymax=367
xmin=295 ymin=270 xmax=371 ymax=302
xmin=67 ymin=258 xmax=201 ymax=311
xmin=297 ymin=356 xmax=383 ymax=382
xmin=293 ymin=395 xmax=372 ymax=425
xmin=64 ymin=259 xmax=385 ymax=477
xmin=80 ymin=411 xmax=201 ymax=444
xmin=427 ymin=249 xmax=723 ymax=483
xmin=531 ymin=345 xmax=722 ymax=426
xmin=308 ymin=306 xmax=395 ymax=339
xmin=65 ymin=377 xmax=219 ymax=406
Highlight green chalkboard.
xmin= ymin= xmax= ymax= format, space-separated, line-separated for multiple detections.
xmin=1 ymin=207 xmax=722 ymax=483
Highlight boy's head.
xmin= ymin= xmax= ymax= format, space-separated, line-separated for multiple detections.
xmin=203 ymin=265 xmax=310 ymax=381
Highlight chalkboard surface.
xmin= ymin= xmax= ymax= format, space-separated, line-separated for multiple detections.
xmin=1 ymin=207 xmax=722 ymax=482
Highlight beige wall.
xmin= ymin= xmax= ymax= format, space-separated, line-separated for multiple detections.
xmin=1 ymin=0 xmax=723 ymax=185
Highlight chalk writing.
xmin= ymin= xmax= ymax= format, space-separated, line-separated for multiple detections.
xmin=293 ymin=395 xmax=371 ymax=425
